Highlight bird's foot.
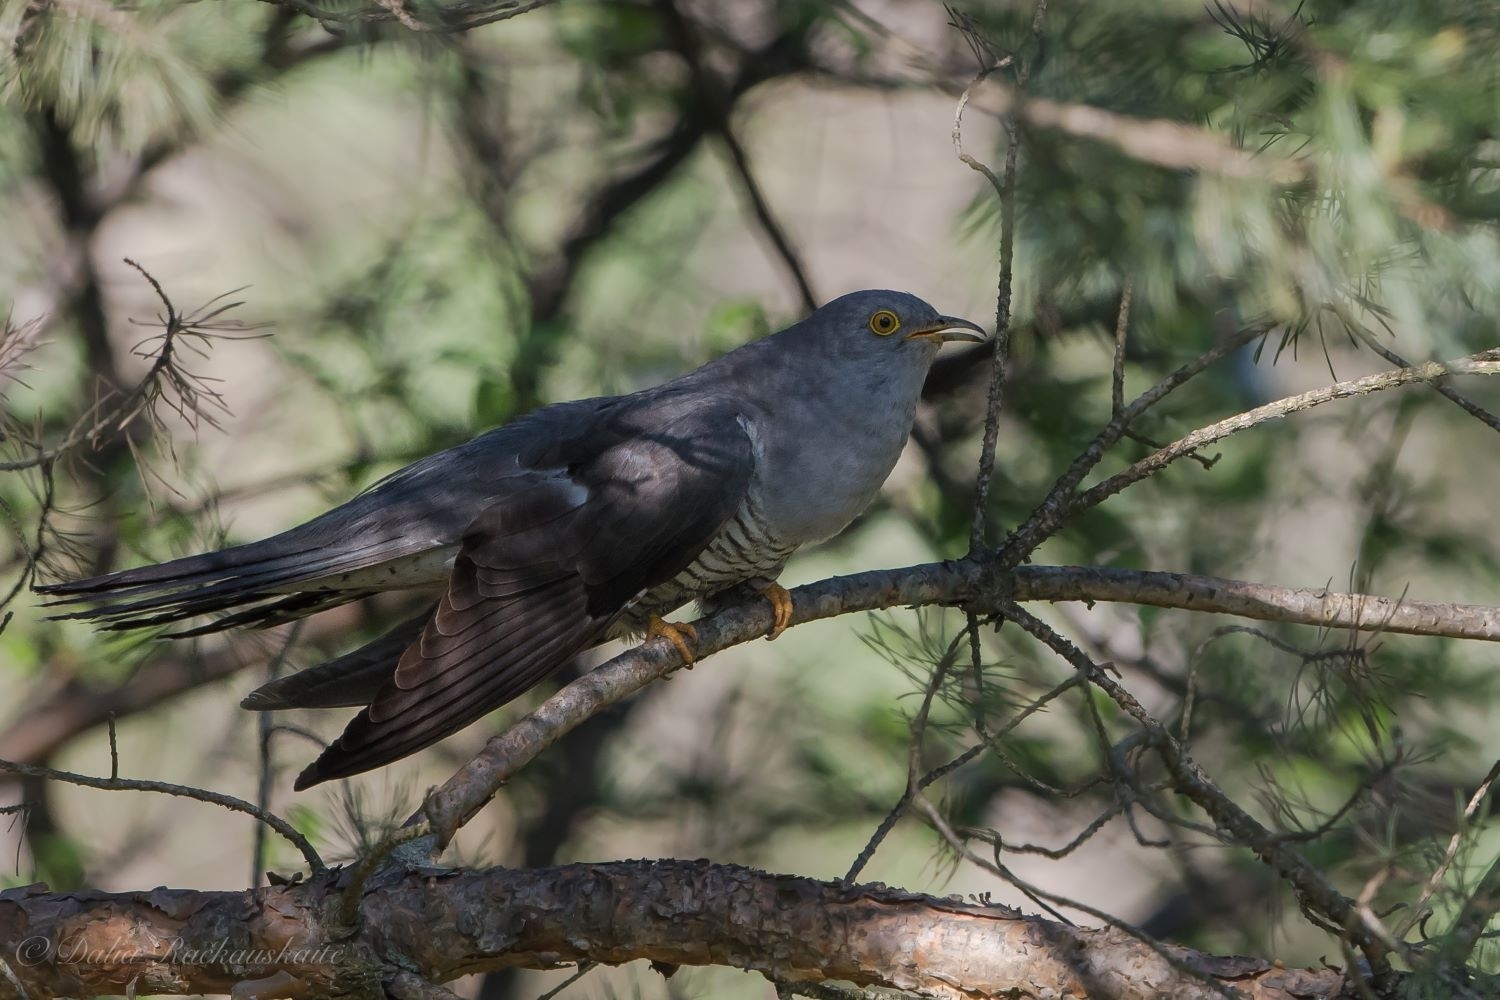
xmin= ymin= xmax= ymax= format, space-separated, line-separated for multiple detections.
xmin=760 ymin=583 xmax=793 ymax=640
xmin=646 ymin=614 xmax=698 ymax=665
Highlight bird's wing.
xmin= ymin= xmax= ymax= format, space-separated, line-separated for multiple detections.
xmin=241 ymin=607 xmax=435 ymax=710
xmin=294 ymin=397 xmax=754 ymax=788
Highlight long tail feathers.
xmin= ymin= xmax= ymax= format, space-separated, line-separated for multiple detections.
xmin=36 ymin=536 xmax=420 ymax=631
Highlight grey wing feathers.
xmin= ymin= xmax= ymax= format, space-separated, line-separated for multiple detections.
xmin=294 ymin=552 xmax=594 ymax=788
xmin=295 ymin=395 xmax=756 ymax=788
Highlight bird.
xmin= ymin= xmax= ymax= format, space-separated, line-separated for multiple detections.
xmin=37 ymin=289 xmax=985 ymax=790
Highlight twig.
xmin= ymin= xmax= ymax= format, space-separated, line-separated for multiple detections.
xmin=1438 ymin=803 xmax=1500 ymax=962
xmin=1111 ymin=279 xmax=1134 ymax=417
xmin=913 ymin=795 xmax=1245 ymax=1000
xmin=843 ymin=635 xmax=965 ymax=883
xmin=1073 ymin=351 xmax=1500 ymax=514
xmin=106 ymin=714 xmax=118 ymax=780
xmin=533 ymin=962 xmax=596 ymax=1000
xmin=958 ymin=0 xmax=1050 ymax=553
xmin=952 ymin=60 xmax=1014 ymax=200
xmin=252 ymin=622 xmax=305 ymax=887
xmin=965 ymin=801 xmax=1125 ymax=859
xmin=1351 ymin=325 xmax=1500 ymax=435
xmin=0 ymin=756 xmax=324 ymax=873
xmin=1001 ymin=602 xmax=1392 ymax=974
xmin=0 ymin=263 xmax=262 ymax=474
xmin=1011 ymin=564 xmax=1500 ymax=641
xmin=847 ymin=652 xmax=1088 ymax=883
xmin=977 ymin=82 xmax=1308 ymax=184
xmin=1122 ymin=427 xmax=1220 ymax=470
xmin=1397 ymin=758 xmax=1500 ymax=939
xmin=997 ymin=323 xmax=1267 ymax=567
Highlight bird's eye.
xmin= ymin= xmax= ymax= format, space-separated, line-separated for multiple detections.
xmin=868 ymin=310 xmax=901 ymax=336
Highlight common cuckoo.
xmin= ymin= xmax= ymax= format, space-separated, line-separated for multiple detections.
xmin=39 ymin=289 xmax=985 ymax=788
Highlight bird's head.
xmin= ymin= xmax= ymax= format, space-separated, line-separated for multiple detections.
xmin=792 ymin=289 xmax=986 ymax=363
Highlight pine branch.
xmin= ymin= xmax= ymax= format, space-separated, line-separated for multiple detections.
xmin=1074 ymin=351 xmax=1500 ymax=513
xmin=1013 ymin=565 xmax=1500 ymax=641
xmin=0 ymin=756 xmax=323 ymax=874
xmin=0 ymin=860 xmax=1385 ymax=1000
xmin=252 ymin=0 xmax=556 ymax=32
xmin=416 ymin=557 xmax=1500 ymax=848
xmin=977 ymin=78 xmax=1308 ymax=184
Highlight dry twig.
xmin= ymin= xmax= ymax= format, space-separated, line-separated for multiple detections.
xmin=0 ymin=756 xmax=323 ymax=873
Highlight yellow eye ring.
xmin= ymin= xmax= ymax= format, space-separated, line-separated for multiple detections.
xmin=868 ymin=309 xmax=901 ymax=336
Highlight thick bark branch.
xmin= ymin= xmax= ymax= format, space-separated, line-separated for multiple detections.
xmin=0 ymin=860 xmax=1352 ymax=1000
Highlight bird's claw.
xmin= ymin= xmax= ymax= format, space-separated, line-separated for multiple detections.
xmin=760 ymin=583 xmax=793 ymax=640
xmin=646 ymin=614 xmax=698 ymax=665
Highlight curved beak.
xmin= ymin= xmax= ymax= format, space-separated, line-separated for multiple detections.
xmin=905 ymin=316 xmax=987 ymax=344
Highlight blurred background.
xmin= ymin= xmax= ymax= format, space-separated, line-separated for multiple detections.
xmin=5 ymin=0 xmax=1500 ymax=995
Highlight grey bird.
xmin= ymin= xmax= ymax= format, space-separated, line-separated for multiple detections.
xmin=37 ymin=290 xmax=985 ymax=789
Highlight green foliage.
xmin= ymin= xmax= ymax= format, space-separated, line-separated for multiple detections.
xmin=7 ymin=0 xmax=1500 ymax=987
xmin=952 ymin=0 xmax=1500 ymax=370
xmin=1 ymin=0 xmax=265 ymax=151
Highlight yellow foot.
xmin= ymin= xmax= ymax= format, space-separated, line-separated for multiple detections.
xmin=646 ymin=614 xmax=698 ymax=665
xmin=761 ymin=583 xmax=794 ymax=640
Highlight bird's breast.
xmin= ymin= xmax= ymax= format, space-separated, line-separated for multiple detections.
xmin=747 ymin=385 xmax=918 ymax=545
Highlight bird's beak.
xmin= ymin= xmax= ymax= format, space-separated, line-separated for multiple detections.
xmin=905 ymin=316 xmax=987 ymax=344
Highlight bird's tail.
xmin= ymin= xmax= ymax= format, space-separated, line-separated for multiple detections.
xmin=34 ymin=528 xmax=428 ymax=633
xmin=37 ymin=425 xmax=527 ymax=634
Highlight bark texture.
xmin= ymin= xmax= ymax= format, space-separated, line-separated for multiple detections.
xmin=0 ymin=860 xmax=1354 ymax=1000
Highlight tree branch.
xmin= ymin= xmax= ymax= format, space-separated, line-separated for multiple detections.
xmin=417 ymin=557 xmax=1500 ymax=847
xmin=0 ymin=860 xmax=1369 ymax=1000
xmin=0 ymin=757 xmax=323 ymax=874
xmin=1349 ymin=325 xmax=1500 ymax=435
xmin=252 ymin=0 xmax=556 ymax=32
xmin=956 ymin=1 xmax=1047 ymax=554
xmin=978 ymin=80 xmax=1308 ymax=183
xmin=1001 ymin=604 xmax=1401 ymax=987
xmin=1013 ymin=564 xmax=1500 ymax=641
xmin=998 ymin=323 xmax=1269 ymax=567
xmin=1074 ymin=351 xmax=1500 ymax=513
xmin=655 ymin=0 xmax=817 ymax=311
